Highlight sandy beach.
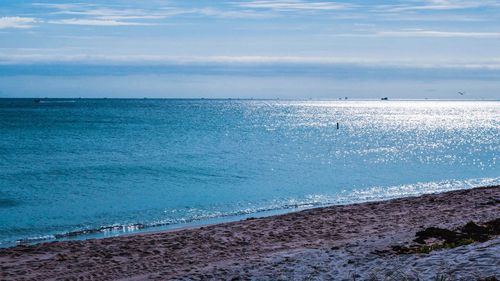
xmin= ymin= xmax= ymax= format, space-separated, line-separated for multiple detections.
xmin=1 ymin=185 xmax=499 ymax=281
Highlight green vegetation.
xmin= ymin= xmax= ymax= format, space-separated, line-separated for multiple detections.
xmin=401 ymin=238 xmax=476 ymax=254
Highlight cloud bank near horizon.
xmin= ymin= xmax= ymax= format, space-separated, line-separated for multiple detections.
xmin=1 ymin=55 xmax=500 ymax=72
xmin=0 ymin=0 xmax=499 ymax=98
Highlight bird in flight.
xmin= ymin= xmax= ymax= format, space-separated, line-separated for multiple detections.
xmin=458 ymin=91 xmax=465 ymax=95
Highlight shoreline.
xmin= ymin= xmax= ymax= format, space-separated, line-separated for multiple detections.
xmin=8 ymin=178 xmax=500 ymax=249
xmin=1 ymin=185 xmax=499 ymax=280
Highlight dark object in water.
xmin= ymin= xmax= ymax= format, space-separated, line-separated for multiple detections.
xmin=381 ymin=97 xmax=389 ymax=101
xmin=34 ymin=99 xmax=41 ymax=103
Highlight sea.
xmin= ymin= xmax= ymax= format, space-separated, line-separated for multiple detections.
xmin=0 ymin=99 xmax=499 ymax=247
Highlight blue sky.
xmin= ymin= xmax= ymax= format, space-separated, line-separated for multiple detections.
xmin=1 ymin=0 xmax=500 ymax=98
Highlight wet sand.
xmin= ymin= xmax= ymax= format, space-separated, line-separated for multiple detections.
xmin=1 ymin=186 xmax=499 ymax=280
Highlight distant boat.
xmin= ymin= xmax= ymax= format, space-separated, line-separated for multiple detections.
xmin=34 ymin=99 xmax=41 ymax=103
xmin=381 ymin=97 xmax=389 ymax=101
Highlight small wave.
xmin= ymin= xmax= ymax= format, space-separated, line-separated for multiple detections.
xmin=15 ymin=235 xmax=56 ymax=245
xmin=12 ymin=177 xmax=500 ymax=247
xmin=15 ymin=224 xmax=147 ymax=245
xmin=345 ymin=177 xmax=500 ymax=204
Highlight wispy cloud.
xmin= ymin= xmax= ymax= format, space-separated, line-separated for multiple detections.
xmin=50 ymin=7 xmax=182 ymax=20
xmin=33 ymin=2 xmax=271 ymax=26
xmin=380 ymin=0 xmax=500 ymax=12
xmin=31 ymin=0 xmax=500 ymax=26
xmin=236 ymin=0 xmax=352 ymax=11
xmin=0 ymin=17 xmax=37 ymax=29
xmin=2 ymin=54 xmax=500 ymax=70
xmin=54 ymin=10 xmax=164 ymax=20
xmin=48 ymin=19 xmax=153 ymax=26
xmin=34 ymin=3 xmax=173 ymax=26
xmin=376 ymin=29 xmax=500 ymax=38
xmin=331 ymin=28 xmax=500 ymax=38
xmin=32 ymin=3 xmax=93 ymax=10
xmin=193 ymin=7 xmax=274 ymax=18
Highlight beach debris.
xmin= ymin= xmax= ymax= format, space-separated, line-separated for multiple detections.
xmin=481 ymin=196 xmax=500 ymax=206
xmin=414 ymin=227 xmax=459 ymax=244
xmin=393 ymin=218 xmax=500 ymax=254
xmin=478 ymin=277 xmax=498 ymax=281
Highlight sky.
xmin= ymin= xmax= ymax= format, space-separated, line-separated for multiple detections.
xmin=0 ymin=0 xmax=500 ymax=99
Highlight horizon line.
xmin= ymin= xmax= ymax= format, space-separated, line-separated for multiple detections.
xmin=1 ymin=97 xmax=498 ymax=101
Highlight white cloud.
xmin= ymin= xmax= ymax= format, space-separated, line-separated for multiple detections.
xmin=34 ymin=3 xmax=176 ymax=26
xmin=236 ymin=0 xmax=352 ymax=11
xmin=2 ymin=54 xmax=500 ymax=70
xmin=32 ymin=3 xmax=94 ymax=10
xmin=194 ymin=7 xmax=274 ymax=18
xmin=26 ymin=0 xmax=500 ymax=26
xmin=0 ymin=17 xmax=37 ymax=29
xmin=381 ymin=0 xmax=500 ymax=12
xmin=34 ymin=2 xmax=269 ymax=26
xmin=376 ymin=29 xmax=500 ymax=38
xmin=50 ymin=7 xmax=179 ymax=20
xmin=48 ymin=18 xmax=153 ymax=26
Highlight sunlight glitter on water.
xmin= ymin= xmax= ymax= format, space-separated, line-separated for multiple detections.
xmin=0 ymin=100 xmax=498 ymax=247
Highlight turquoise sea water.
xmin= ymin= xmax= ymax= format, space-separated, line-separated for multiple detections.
xmin=0 ymin=99 xmax=499 ymax=247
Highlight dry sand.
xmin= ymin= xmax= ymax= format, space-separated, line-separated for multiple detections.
xmin=1 ymin=186 xmax=499 ymax=281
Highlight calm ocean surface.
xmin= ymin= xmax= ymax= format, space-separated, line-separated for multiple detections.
xmin=0 ymin=99 xmax=499 ymax=247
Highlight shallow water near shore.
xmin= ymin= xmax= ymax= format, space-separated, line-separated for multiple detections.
xmin=0 ymin=99 xmax=499 ymax=247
